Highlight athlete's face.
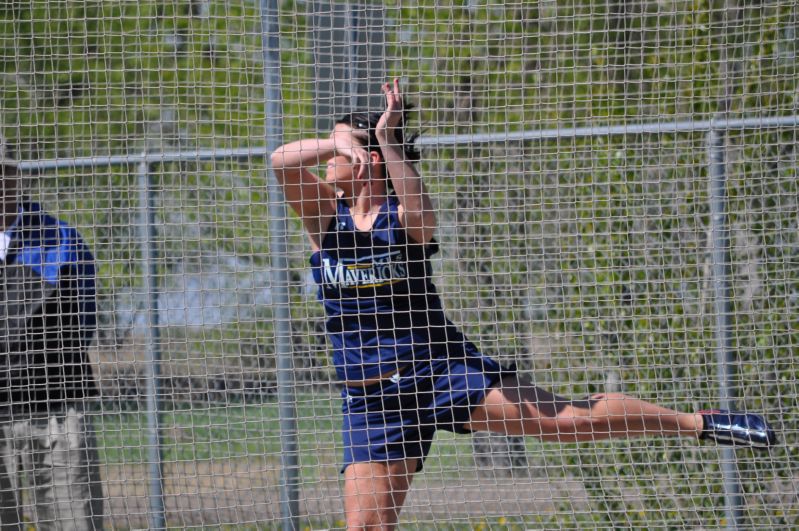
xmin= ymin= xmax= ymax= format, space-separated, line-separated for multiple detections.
xmin=325 ymin=154 xmax=358 ymax=192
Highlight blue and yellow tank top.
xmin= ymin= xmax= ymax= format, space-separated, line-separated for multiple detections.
xmin=310 ymin=195 xmax=457 ymax=382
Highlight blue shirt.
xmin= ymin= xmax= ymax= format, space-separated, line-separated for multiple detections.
xmin=310 ymin=196 xmax=455 ymax=382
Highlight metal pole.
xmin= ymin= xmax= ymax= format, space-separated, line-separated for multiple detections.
xmin=415 ymin=115 xmax=799 ymax=147
xmin=138 ymin=158 xmax=166 ymax=530
xmin=259 ymin=1 xmax=299 ymax=530
xmin=707 ymin=128 xmax=743 ymax=529
xmin=15 ymin=115 xmax=799 ymax=173
xmin=347 ymin=2 xmax=361 ymax=110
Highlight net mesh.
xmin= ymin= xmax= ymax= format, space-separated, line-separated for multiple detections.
xmin=1 ymin=0 xmax=796 ymax=528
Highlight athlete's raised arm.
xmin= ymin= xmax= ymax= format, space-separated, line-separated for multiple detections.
xmin=375 ymin=79 xmax=436 ymax=245
xmin=270 ymin=137 xmax=340 ymax=250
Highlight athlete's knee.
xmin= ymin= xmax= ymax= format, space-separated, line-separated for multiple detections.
xmin=556 ymin=393 xmax=633 ymax=432
xmin=549 ymin=397 xmax=612 ymax=434
xmin=554 ymin=408 xmax=595 ymax=434
xmin=516 ymin=399 xmax=594 ymax=437
xmin=343 ymin=462 xmax=411 ymax=530
xmin=344 ymin=486 xmax=401 ymax=529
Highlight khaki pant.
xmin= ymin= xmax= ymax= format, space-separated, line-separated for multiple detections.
xmin=0 ymin=406 xmax=104 ymax=531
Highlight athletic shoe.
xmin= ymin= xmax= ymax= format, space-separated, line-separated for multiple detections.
xmin=698 ymin=409 xmax=777 ymax=449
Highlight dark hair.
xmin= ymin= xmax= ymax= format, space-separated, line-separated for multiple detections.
xmin=335 ymin=105 xmax=420 ymax=166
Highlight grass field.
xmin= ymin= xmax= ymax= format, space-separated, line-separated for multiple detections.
xmin=96 ymin=394 xmax=339 ymax=475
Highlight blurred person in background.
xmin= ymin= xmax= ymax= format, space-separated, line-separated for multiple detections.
xmin=0 ymin=138 xmax=103 ymax=530
xmin=271 ymin=80 xmax=776 ymax=530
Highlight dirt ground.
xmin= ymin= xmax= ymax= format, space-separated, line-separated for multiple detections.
xmin=100 ymin=458 xmax=589 ymax=529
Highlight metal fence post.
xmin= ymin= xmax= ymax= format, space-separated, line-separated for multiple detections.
xmin=707 ymin=127 xmax=743 ymax=530
xmin=259 ymin=1 xmax=299 ymax=530
xmin=138 ymin=157 xmax=166 ymax=530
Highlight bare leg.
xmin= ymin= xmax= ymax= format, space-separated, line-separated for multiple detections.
xmin=465 ymin=375 xmax=703 ymax=442
xmin=343 ymin=458 xmax=419 ymax=530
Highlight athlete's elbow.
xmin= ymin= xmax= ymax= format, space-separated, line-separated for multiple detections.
xmin=421 ymin=211 xmax=437 ymax=236
xmin=413 ymin=227 xmax=437 ymax=246
xmin=405 ymin=214 xmax=437 ymax=245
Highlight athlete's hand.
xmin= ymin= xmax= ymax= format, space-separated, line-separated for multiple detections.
xmin=331 ymin=130 xmax=372 ymax=181
xmin=376 ymin=78 xmax=404 ymax=144
xmin=349 ymin=145 xmax=373 ymax=181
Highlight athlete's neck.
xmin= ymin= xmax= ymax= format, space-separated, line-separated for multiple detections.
xmin=347 ymin=186 xmax=390 ymax=231
xmin=346 ymin=179 xmax=389 ymax=214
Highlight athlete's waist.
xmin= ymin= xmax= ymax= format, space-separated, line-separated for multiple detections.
xmin=342 ymin=362 xmax=413 ymax=390
xmin=319 ymin=293 xmax=440 ymax=310
xmin=323 ymin=306 xmax=448 ymax=330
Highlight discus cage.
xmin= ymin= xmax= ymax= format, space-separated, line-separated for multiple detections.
xmin=3 ymin=1 xmax=797 ymax=529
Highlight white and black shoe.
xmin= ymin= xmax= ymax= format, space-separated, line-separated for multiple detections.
xmin=698 ymin=409 xmax=777 ymax=450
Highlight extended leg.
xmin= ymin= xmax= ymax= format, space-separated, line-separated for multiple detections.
xmin=465 ymin=375 xmax=703 ymax=442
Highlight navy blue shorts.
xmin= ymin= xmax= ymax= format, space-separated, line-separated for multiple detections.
xmin=341 ymin=345 xmax=515 ymax=473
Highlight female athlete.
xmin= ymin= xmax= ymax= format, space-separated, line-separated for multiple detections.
xmin=270 ymin=79 xmax=776 ymax=530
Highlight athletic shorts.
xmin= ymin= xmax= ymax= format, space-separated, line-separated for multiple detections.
xmin=341 ymin=344 xmax=515 ymax=473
